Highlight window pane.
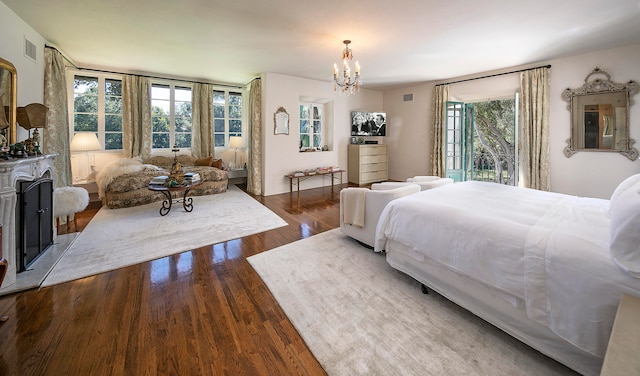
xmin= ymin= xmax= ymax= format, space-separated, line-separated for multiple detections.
xmin=175 ymin=133 xmax=191 ymax=148
xmin=213 ymin=91 xmax=225 ymax=104
xmin=74 ymin=114 xmax=98 ymax=132
xmin=175 ymin=87 xmax=192 ymax=102
xmin=105 ymin=133 xmax=122 ymax=150
xmin=313 ymin=134 xmax=322 ymax=148
xmin=175 ymin=117 xmax=192 ymax=132
xmin=300 ymin=120 xmax=309 ymax=133
xmin=229 ymin=120 xmax=242 ymax=133
xmin=214 ymin=134 xmax=225 ymax=147
xmin=229 ymin=106 xmax=242 ymax=118
xmin=153 ymin=133 xmax=170 ymax=148
xmin=229 ymin=92 xmax=242 ymax=105
xmin=105 ymin=96 xmax=122 ymax=114
xmin=74 ymin=76 xmax=98 ymax=94
xmin=300 ymin=105 xmax=309 ymax=119
xmin=105 ymin=114 xmax=122 ymax=131
xmin=214 ymin=119 xmax=225 ymax=132
xmin=300 ymin=135 xmax=309 ymax=148
xmin=213 ymin=105 xmax=224 ymax=118
xmin=313 ymin=106 xmax=321 ymax=119
xmin=313 ymin=120 xmax=321 ymax=133
xmin=105 ymin=79 xmax=122 ymax=96
xmin=152 ymin=85 xmax=170 ymax=100
xmin=152 ymin=115 xmax=170 ymax=132
xmin=74 ymin=94 xmax=98 ymax=113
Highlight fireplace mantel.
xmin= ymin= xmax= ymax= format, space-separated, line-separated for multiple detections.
xmin=0 ymin=154 xmax=56 ymax=288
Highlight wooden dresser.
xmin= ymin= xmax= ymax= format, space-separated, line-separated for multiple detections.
xmin=348 ymin=144 xmax=388 ymax=185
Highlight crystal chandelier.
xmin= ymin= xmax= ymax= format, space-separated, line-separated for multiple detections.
xmin=333 ymin=40 xmax=361 ymax=95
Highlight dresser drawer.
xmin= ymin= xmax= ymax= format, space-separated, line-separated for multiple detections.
xmin=361 ymin=154 xmax=387 ymax=164
xmin=360 ymin=145 xmax=387 ymax=156
xmin=361 ymin=162 xmax=387 ymax=173
xmin=361 ymin=170 xmax=388 ymax=183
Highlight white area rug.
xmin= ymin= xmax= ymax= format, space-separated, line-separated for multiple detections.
xmin=248 ymin=229 xmax=578 ymax=376
xmin=42 ymin=185 xmax=287 ymax=287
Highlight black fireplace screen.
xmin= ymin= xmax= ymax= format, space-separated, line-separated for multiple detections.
xmin=18 ymin=178 xmax=53 ymax=272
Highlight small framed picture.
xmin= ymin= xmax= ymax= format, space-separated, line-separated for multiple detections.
xmin=351 ymin=136 xmax=357 ymax=144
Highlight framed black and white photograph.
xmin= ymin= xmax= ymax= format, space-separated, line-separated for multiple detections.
xmin=351 ymin=111 xmax=387 ymax=136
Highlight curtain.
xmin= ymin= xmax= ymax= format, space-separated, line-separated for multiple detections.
xmin=191 ymin=83 xmax=214 ymax=158
xmin=43 ymin=47 xmax=72 ymax=188
xmin=122 ymin=75 xmax=151 ymax=158
xmin=247 ymin=78 xmax=262 ymax=195
xmin=430 ymin=84 xmax=449 ymax=177
xmin=519 ymin=67 xmax=550 ymax=191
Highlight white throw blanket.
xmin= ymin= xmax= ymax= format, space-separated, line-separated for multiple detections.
xmin=342 ymin=188 xmax=367 ymax=227
xmin=95 ymin=157 xmax=162 ymax=199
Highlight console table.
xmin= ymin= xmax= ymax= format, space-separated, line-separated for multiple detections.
xmin=285 ymin=169 xmax=345 ymax=195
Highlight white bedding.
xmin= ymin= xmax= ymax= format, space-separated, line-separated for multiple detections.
xmin=374 ymin=181 xmax=640 ymax=358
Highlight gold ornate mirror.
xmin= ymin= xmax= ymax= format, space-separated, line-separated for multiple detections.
xmin=0 ymin=57 xmax=17 ymax=148
xmin=562 ymin=67 xmax=639 ymax=160
xmin=274 ymin=106 xmax=289 ymax=135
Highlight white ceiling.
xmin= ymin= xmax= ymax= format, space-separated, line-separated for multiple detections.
xmin=4 ymin=0 xmax=640 ymax=89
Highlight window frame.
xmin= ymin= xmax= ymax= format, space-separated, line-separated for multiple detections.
xmin=213 ymin=88 xmax=244 ymax=148
xmin=299 ymin=102 xmax=324 ymax=152
xmin=67 ymin=69 xmax=124 ymax=151
xmin=150 ymin=81 xmax=193 ymax=150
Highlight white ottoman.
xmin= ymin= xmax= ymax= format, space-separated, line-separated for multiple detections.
xmin=54 ymin=186 xmax=90 ymax=232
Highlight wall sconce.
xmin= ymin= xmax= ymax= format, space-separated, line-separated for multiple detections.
xmin=70 ymin=132 xmax=101 ymax=182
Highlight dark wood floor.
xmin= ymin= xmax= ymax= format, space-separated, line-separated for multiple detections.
xmin=0 ymin=184 xmax=344 ymax=375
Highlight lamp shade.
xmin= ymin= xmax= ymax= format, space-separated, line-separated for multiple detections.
xmin=16 ymin=103 xmax=47 ymax=130
xmin=229 ymin=136 xmax=243 ymax=148
xmin=70 ymin=132 xmax=101 ymax=152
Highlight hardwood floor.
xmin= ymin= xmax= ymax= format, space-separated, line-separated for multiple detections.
xmin=0 ymin=184 xmax=344 ymax=375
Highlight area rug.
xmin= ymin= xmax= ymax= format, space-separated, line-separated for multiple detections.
xmin=42 ymin=185 xmax=287 ymax=287
xmin=247 ymin=229 xmax=578 ymax=376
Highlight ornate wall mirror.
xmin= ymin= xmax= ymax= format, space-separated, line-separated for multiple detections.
xmin=274 ymin=106 xmax=289 ymax=135
xmin=562 ymin=67 xmax=639 ymax=160
xmin=0 ymin=57 xmax=17 ymax=147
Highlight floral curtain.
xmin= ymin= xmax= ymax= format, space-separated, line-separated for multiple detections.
xmin=247 ymin=78 xmax=262 ymax=195
xmin=122 ymin=75 xmax=151 ymax=158
xmin=43 ymin=47 xmax=72 ymax=188
xmin=519 ymin=67 xmax=550 ymax=191
xmin=430 ymin=84 xmax=449 ymax=177
xmin=191 ymin=83 xmax=214 ymax=158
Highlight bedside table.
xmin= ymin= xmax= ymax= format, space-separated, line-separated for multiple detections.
xmin=73 ymin=179 xmax=99 ymax=202
xmin=600 ymin=293 xmax=640 ymax=375
xmin=227 ymin=169 xmax=247 ymax=185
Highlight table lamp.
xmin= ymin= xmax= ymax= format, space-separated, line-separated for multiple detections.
xmin=229 ymin=136 xmax=243 ymax=169
xmin=70 ymin=132 xmax=101 ymax=181
xmin=16 ymin=103 xmax=47 ymax=154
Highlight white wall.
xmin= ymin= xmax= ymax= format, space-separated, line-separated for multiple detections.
xmin=384 ymin=43 xmax=640 ymax=199
xmin=0 ymin=1 xmax=47 ymax=142
xmin=262 ymin=72 xmax=382 ymax=196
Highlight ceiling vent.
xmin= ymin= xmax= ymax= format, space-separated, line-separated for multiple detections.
xmin=24 ymin=37 xmax=37 ymax=62
xmin=403 ymin=93 xmax=413 ymax=102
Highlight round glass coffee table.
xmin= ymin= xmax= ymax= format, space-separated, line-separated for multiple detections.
xmin=147 ymin=180 xmax=202 ymax=216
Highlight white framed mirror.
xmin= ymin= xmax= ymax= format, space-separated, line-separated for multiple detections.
xmin=274 ymin=106 xmax=289 ymax=135
xmin=562 ymin=67 xmax=639 ymax=160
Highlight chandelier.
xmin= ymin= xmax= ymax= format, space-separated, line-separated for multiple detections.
xmin=333 ymin=40 xmax=361 ymax=95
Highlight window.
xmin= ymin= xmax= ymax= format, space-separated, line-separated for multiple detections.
xmin=151 ymin=83 xmax=192 ymax=149
xmin=71 ymin=74 xmax=123 ymax=150
xmin=299 ymin=103 xmax=322 ymax=151
xmin=213 ymin=90 xmax=242 ymax=147
xmin=445 ymin=96 xmax=518 ymax=185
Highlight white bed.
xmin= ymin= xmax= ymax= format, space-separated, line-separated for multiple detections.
xmin=374 ymin=178 xmax=640 ymax=376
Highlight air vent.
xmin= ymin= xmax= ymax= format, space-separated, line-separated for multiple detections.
xmin=24 ymin=37 xmax=37 ymax=62
xmin=403 ymin=93 xmax=413 ymax=102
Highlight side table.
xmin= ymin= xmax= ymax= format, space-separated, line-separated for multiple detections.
xmin=228 ymin=169 xmax=247 ymax=186
xmin=147 ymin=180 xmax=202 ymax=216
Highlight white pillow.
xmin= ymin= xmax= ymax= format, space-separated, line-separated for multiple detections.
xmin=609 ymin=180 xmax=640 ymax=278
xmin=609 ymin=173 xmax=640 ymax=216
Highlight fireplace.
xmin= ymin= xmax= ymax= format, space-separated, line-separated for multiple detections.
xmin=0 ymin=153 xmax=56 ymax=289
xmin=17 ymin=178 xmax=54 ymax=271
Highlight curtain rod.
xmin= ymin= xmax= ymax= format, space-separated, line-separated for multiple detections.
xmin=45 ymin=45 xmax=245 ymax=89
xmin=435 ymin=64 xmax=551 ymax=87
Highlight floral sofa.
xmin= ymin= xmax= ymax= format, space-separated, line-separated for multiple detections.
xmin=96 ymin=155 xmax=228 ymax=209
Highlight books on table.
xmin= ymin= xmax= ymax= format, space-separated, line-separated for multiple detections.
xmin=183 ymin=172 xmax=201 ymax=183
xmin=149 ymin=175 xmax=168 ymax=185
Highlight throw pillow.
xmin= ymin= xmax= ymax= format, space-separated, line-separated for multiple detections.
xmin=211 ymin=159 xmax=223 ymax=169
xmin=195 ymin=156 xmax=213 ymax=166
